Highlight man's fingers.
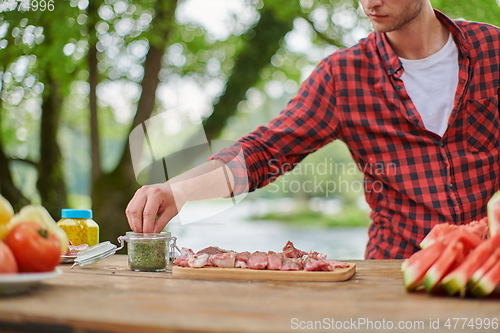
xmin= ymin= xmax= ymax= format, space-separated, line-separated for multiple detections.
xmin=153 ymin=205 xmax=178 ymax=233
xmin=125 ymin=188 xmax=148 ymax=233
xmin=142 ymin=194 xmax=162 ymax=233
xmin=126 ymin=184 xmax=178 ymax=234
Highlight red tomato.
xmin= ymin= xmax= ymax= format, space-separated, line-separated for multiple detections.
xmin=0 ymin=241 xmax=18 ymax=274
xmin=5 ymin=222 xmax=61 ymax=273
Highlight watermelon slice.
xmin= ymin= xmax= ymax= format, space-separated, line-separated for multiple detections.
xmin=468 ymin=247 xmax=500 ymax=288
xmin=451 ymin=228 xmax=483 ymax=252
xmin=487 ymin=191 xmax=500 ymax=236
xmin=423 ymin=241 xmax=464 ymax=292
xmin=402 ymin=242 xmax=446 ymax=291
xmin=402 ymin=245 xmax=431 ymax=272
xmin=441 ymin=234 xmax=500 ymax=296
xmin=469 ymin=259 xmax=500 ymax=297
xmin=420 ymin=223 xmax=456 ymax=249
xmin=463 ymin=217 xmax=490 ymax=240
xmin=420 ymin=220 xmax=487 ymax=249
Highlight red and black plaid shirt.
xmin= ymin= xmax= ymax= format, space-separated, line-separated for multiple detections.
xmin=211 ymin=10 xmax=500 ymax=259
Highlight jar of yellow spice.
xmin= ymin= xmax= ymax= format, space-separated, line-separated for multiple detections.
xmin=57 ymin=209 xmax=99 ymax=246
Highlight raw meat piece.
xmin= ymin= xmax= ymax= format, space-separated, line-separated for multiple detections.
xmin=234 ymin=251 xmax=251 ymax=269
xmin=326 ymin=259 xmax=351 ymax=269
xmin=174 ymin=241 xmax=349 ymax=272
xmin=66 ymin=244 xmax=89 ymax=255
xmin=235 ymin=251 xmax=250 ymax=263
xmin=197 ymin=246 xmax=228 ymax=255
xmin=235 ymin=261 xmax=248 ymax=269
xmin=267 ymin=251 xmax=284 ymax=270
xmin=303 ymin=258 xmax=334 ymax=272
xmin=187 ymin=253 xmax=209 ymax=268
xmin=211 ymin=252 xmax=236 ymax=268
xmin=282 ymin=241 xmax=308 ymax=259
xmin=281 ymin=258 xmax=303 ymax=271
xmin=248 ymin=251 xmax=268 ymax=270
xmin=173 ymin=247 xmax=195 ymax=267
xmin=306 ymin=251 xmax=327 ymax=260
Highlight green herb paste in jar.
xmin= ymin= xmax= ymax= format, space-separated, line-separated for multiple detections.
xmin=124 ymin=232 xmax=170 ymax=272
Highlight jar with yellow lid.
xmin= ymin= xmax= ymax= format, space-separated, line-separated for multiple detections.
xmin=57 ymin=209 xmax=99 ymax=246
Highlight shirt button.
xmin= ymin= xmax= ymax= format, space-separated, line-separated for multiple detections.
xmin=440 ymin=141 xmax=446 ymax=148
xmin=449 ymin=184 xmax=455 ymax=190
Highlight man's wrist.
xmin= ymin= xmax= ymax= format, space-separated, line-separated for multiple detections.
xmin=169 ymin=181 xmax=188 ymax=209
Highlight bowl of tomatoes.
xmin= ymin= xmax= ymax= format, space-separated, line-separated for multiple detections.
xmin=0 ymin=221 xmax=63 ymax=295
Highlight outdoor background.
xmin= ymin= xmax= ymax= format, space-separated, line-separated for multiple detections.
xmin=1 ymin=0 xmax=499 ymax=258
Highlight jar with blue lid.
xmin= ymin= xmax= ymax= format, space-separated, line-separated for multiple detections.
xmin=57 ymin=209 xmax=99 ymax=246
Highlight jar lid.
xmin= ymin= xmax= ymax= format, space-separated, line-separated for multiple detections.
xmin=123 ymin=231 xmax=171 ymax=241
xmin=61 ymin=209 xmax=93 ymax=219
xmin=72 ymin=241 xmax=118 ymax=267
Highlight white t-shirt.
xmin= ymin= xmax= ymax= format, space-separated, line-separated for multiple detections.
xmin=399 ymin=33 xmax=459 ymax=137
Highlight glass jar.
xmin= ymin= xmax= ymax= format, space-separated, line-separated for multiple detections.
xmin=118 ymin=232 xmax=172 ymax=272
xmin=57 ymin=209 xmax=99 ymax=246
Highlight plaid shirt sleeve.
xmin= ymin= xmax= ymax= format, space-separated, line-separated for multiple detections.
xmin=210 ymin=59 xmax=341 ymax=195
xmin=211 ymin=10 xmax=500 ymax=259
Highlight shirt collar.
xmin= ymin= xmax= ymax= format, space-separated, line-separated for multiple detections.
xmin=375 ymin=9 xmax=470 ymax=76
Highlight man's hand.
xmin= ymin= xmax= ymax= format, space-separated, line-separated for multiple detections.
xmin=125 ymin=160 xmax=235 ymax=233
xmin=125 ymin=182 xmax=185 ymax=233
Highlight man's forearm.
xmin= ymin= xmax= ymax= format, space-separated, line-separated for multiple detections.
xmin=169 ymin=160 xmax=235 ymax=204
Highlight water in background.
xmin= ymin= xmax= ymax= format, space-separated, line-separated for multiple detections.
xmin=166 ymin=199 xmax=369 ymax=260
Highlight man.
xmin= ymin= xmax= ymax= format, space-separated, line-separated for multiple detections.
xmin=126 ymin=0 xmax=500 ymax=259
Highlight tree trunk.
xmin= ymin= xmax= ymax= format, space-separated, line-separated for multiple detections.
xmin=88 ymin=0 xmax=101 ymax=186
xmin=37 ymin=73 xmax=67 ymax=219
xmin=0 ymin=76 xmax=30 ymax=210
xmin=91 ymin=1 xmax=178 ymax=243
xmin=181 ymin=6 xmax=294 ymax=167
xmin=0 ymin=150 xmax=30 ymax=211
xmin=203 ymin=8 xmax=293 ymax=142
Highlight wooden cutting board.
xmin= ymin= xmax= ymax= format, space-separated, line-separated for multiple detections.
xmin=172 ymin=263 xmax=356 ymax=282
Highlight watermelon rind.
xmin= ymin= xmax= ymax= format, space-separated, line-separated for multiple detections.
xmin=403 ymin=265 xmax=421 ymax=291
xmin=441 ymin=234 xmax=500 ymax=296
xmin=401 ymin=243 xmax=438 ymax=272
xmin=469 ymin=279 xmax=496 ymax=297
xmin=423 ymin=242 xmax=463 ymax=292
xmin=469 ymin=260 xmax=500 ymax=297
xmin=468 ymin=247 xmax=500 ymax=289
xmin=487 ymin=191 xmax=500 ymax=237
xmin=441 ymin=274 xmax=466 ymax=296
xmin=401 ymin=258 xmax=409 ymax=271
xmin=420 ymin=225 xmax=482 ymax=251
xmin=402 ymin=243 xmax=446 ymax=291
xmin=423 ymin=267 xmax=440 ymax=292
xmin=419 ymin=223 xmax=454 ymax=249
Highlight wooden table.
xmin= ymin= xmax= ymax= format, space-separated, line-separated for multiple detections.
xmin=0 ymin=255 xmax=498 ymax=333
